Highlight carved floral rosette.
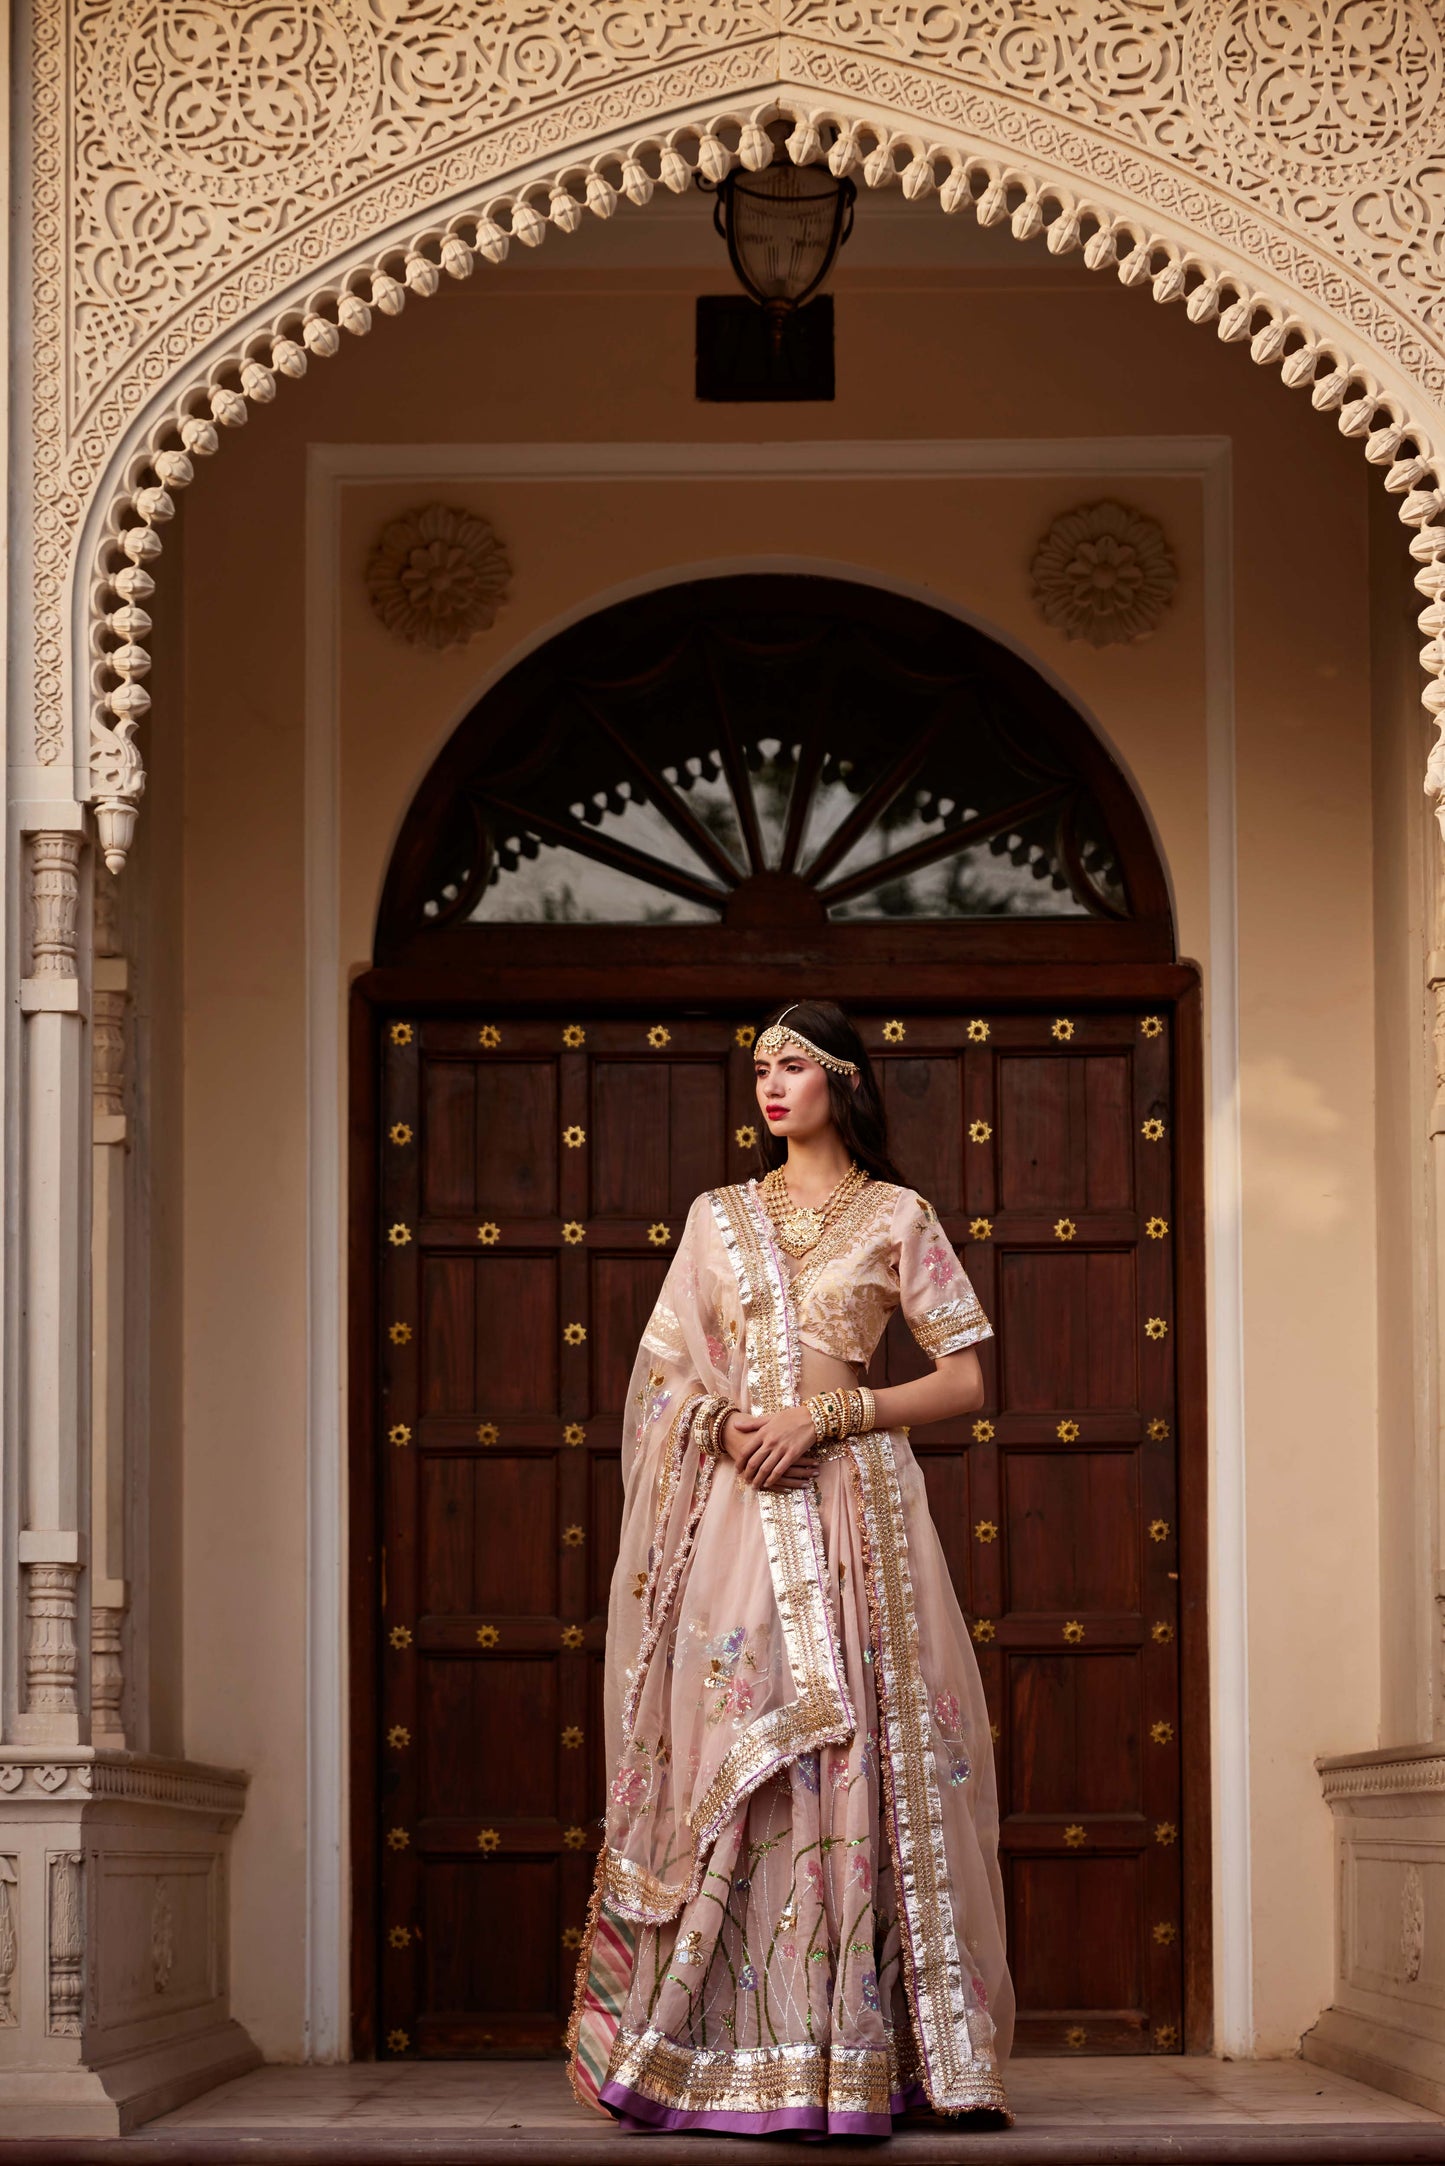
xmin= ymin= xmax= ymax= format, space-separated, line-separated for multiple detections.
xmin=366 ymin=505 xmax=512 ymax=650
xmin=1030 ymin=502 xmax=1178 ymax=647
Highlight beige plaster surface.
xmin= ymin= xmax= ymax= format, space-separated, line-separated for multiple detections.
xmin=167 ymin=241 xmax=1387 ymax=2059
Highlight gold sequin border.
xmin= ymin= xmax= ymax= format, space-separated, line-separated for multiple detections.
xmin=913 ymin=1295 xmax=993 ymax=1360
xmin=605 ymin=2023 xmax=901 ymax=2119
xmin=850 ymin=1433 xmax=1010 ymax=2117
xmin=708 ymin=1183 xmax=798 ymax=1415
xmin=689 ymin=1186 xmax=854 ymax=1850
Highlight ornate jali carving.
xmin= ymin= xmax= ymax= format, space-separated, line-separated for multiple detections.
xmin=24 ymin=0 xmax=1445 ymax=803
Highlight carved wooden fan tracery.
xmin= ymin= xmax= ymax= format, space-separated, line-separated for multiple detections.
xmin=380 ymin=577 xmax=1167 ymax=955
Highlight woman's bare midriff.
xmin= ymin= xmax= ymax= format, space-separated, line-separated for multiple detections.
xmin=797 ymin=1341 xmax=866 ymax=1402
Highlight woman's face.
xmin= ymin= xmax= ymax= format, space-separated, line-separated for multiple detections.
xmin=754 ymin=1049 xmax=834 ymax=1145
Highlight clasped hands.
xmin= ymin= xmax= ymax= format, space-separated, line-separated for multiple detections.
xmin=719 ymin=1406 xmax=819 ymax=1491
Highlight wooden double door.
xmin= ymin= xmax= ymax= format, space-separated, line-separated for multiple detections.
xmin=358 ymin=989 xmax=1205 ymax=2059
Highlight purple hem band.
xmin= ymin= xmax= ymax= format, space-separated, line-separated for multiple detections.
xmin=599 ymin=2075 xmax=912 ymax=2138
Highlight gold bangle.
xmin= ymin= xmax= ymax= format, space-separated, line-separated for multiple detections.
xmin=858 ymin=1385 xmax=876 ymax=1435
xmin=805 ymin=1396 xmax=829 ymax=1446
xmin=706 ymin=1399 xmax=738 ymax=1457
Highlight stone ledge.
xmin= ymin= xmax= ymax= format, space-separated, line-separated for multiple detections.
xmin=0 ymin=2020 xmax=259 ymax=2139
xmin=1317 ymin=1743 xmax=1445 ymax=1807
xmin=0 ymin=1750 xmax=248 ymax=1814
xmin=1306 ymin=2007 xmax=1445 ymax=2121
xmin=1311 ymin=1747 xmax=1445 ymax=2118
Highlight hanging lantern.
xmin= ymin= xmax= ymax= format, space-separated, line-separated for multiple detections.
xmin=706 ymin=157 xmax=856 ymax=351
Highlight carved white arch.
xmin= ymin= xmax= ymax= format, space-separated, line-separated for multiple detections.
xmin=72 ymin=80 xmax=1445 ymax=872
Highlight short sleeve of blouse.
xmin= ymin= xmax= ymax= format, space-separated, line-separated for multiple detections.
xmin=893 ymin=1190 xmax=993 ymax=1359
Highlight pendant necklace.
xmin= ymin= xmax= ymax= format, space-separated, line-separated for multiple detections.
xmin=760 ymin=1162 xmax=870 ymax=1258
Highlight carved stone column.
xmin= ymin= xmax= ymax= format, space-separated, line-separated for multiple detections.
xmin=0 ymin=817 xmax=258 ymax=2134
xmin=15 ymin=815 xmax=91 ymax=1748
xmin=90 ymin=879 xmax=129 ymax=1749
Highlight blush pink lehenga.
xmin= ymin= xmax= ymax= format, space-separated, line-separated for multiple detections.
xmin=568 ymin=1177 xmax=1014 ymax=2136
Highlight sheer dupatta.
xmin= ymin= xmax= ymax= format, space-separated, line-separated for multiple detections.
xmin=597 ymin=1190 xmax=854 ymax=1924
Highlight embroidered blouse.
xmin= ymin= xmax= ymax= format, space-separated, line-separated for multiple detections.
xmin=771 ymin=1178 xmax=991 ymax=1368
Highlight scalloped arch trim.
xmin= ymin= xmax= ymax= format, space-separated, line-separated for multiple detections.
xmin=85 ymin=90 xmax=1445 ymax=873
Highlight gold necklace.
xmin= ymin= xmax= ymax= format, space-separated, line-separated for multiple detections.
xmin=760 ymin=1162 xmax=870 ymax=1258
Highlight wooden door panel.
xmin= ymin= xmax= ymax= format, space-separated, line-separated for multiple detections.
xmin=421 ymin=1658 xmax=559 ymax=1818
xmin=668 ymin=1063 xmax=728 ymax=1209
xmin=883 ymin=1058 xmax=964 ymax=1212
xmin=997 ymin=1252 xmax=1138 ymax=1410
xmin=997 ymin=1054 xmax=1133 ymax=1212
xmin=475 ymin=1258 xmax=559 ymax=1415
xmin=475 ymin=1061 xmax=559 ymax=1215
xmin=1009 ymin=1653 xmax=1143 ymax=1814
xmin=421 ymin=1259 xmax=476 ymax=1416
xmin=421 ymin=1062 xmax=477 ymax=1217
xmin=1003 ymin=1451 xmax=1141 ymax=1612
xmin=424 ymin=1863 xmax=559 ymax=2021
xmin=1009 ymin=1857 xmax=1147 ymax=2024
xmin=917 ymin=1452 xmax=974 ymax=1608
xmin=369 ymin=998 xmax=1192 ymax=2062
xmin=470 ymin=1460 xmax=559 ymax=1615
xmin=588 ymin=1455 xmax=625 ymax=1613
xmin=420 ymin=1459 xmax=474 ymax=1615
xmin=591 ymin=1062 xmax=672 ymax=1214
xmin=590 ymin=1255 xmax=668 ymax=1411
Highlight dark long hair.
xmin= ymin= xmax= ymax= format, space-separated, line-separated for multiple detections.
xmin=752 ymin=1001 xmax=907 ymax=1186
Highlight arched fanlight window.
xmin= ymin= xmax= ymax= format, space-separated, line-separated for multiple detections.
xmin=377 ymin=576 xmax=1170 ymax=961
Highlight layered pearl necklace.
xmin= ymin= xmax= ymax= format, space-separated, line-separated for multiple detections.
xmin=760 ymin=1162 xmax=870 ymax=1258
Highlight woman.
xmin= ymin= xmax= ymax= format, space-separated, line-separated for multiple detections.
xmin=568 ymin=1001 xmax=1014 ymax=2136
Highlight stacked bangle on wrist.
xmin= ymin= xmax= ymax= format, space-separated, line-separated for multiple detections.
xmin=802 ymin=1384 xmax=878 ymax=1446
xmin=703 ymin=1399 xmax=739 ymax=1457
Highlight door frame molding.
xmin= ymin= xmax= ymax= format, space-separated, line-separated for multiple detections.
xmin=312 ymin=437 xmax=1243 ymax=2061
